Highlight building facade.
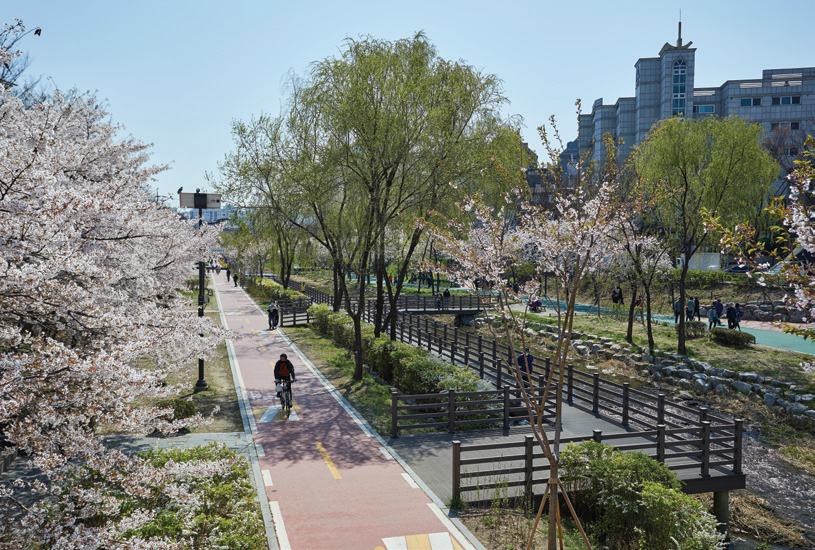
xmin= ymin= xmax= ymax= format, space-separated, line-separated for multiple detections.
xmin=578 ymin=25 xmax=815 ymax=169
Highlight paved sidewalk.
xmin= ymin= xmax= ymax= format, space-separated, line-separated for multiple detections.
xmin=213 ymin=273 xmax=481 ymax=550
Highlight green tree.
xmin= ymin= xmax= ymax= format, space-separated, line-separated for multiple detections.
xmin=217 ymin=33 xmax=513 ymax=379
xmin=635 ymin=115 xmax=777 ymax=354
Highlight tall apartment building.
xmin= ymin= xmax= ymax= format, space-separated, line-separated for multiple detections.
xmin=577 ymin=24 xmax=815 ymax=170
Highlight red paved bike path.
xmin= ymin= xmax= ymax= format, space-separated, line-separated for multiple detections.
xmin=213 ymin=274 xmax=475 ymax=550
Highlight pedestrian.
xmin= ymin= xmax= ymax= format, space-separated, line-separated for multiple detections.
xmin=234 ymin=273 xmax=238 ymax=287
xmin=708 ymin=305 xmax=718 ymax=330
xmin=611 ymin=287 xmax=619 ymax=305
xmin=614 ymin=285 xmax=623 ymax=306
xmin=215 ymin=265 xmax=221 ymax=275
xmin=686 ymin=297 xmax=695 ymax=322
xmin=517 ymin=347 xmax=534 ymax=378
xmin=673 ymin=298 xmax=682 ymax=323
xmin=733 ymin=303 xmax=743 ymax=331
xmin=694 ymin=297 xmax=701 ymax=320
xmin=226 ymin=267 xmax=231 ymax=281
xmin=726 ymin=303 xmax=738 ymax=330
xmin=267 ymin=301 xmax=280 ymax=330
xmin=442 ymin=288 xmax=451 ymax=310
xmin=300 ymin=282 xmax=306 ymax=293
xmin=715 ymin=299 xmax=724 ymax=326
xmin=513 ymin=281 xmax=519 ymax=294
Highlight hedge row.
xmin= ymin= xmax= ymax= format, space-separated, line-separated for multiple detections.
xmin=710 ymin=327 xmax=756 ymax=346
xmin=669 ymin=268 xmax=749 ymax=287
xmin=253 ymin=278 xmax=306 ymax=301
xmin=307 ymin=303 xmax=488 ymax=395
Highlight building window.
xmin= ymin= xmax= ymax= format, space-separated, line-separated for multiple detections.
xmin=771 ymin=96 xmax=801 ymax=105
xmin=672 ymin=59 xmax=687 ymax=117
xmin=693 ymin=105 xmax=714 ymax=114
xmin=740 ymin=97 xmax=761 ymax=107
xmin=771 ymin=121 xmax=801 ymax=131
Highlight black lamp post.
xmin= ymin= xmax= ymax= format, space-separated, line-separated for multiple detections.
xmin=179 ymin=190 xmax=222 ymax=392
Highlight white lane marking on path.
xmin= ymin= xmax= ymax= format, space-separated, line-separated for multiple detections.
xmin=262 ymin=470 xmax=273 ymax=487
xmin=269 ymin=501 xmax=291 ymax=550
xmin=382 ymin=536 xmax=408 ymax=550
xmin=428 ymin=503 xmax=477 ymax=550
xmin=401 ymin=473 xmax=419 ymax=489
xmin=428 ymin=532 xmax=456 ymax=550
xmin=256 ymin=443 xmax=265 ymax=457
xmin=259 ymin=406 xmax=280 ymax=423
xmin=286 ymin=410 xmax=300 ymax=421
xmin=379 ymin=447 xmax=394 ymax=460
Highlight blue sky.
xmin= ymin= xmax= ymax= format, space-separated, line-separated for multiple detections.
xmin=5 ymin=0 xmax=815 ymax=202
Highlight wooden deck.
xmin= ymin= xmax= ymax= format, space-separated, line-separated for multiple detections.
xmin=387 ymin=401 xmax=745 ymax=505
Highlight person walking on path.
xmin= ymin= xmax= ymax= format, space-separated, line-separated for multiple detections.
xmin=708 ymin=302 xmax=719 ymax=330
xmin=733 ymin=303 xmax=743 ymax=331
xmin=694 ymin=297 xmax=701 ymax=321
xmin=442 ymin=288 xmax=451 ymax=310
xmin=233 ymin=273 xmax=238 ymax=287
xmin=225 ymin=267 xmax=231 ymax=281
xmin=686 ymin=298 xmax=695 ymax=322
xmin=267 ymin=301 xmax=280 ymax=330
xmin=673 ymin=298 xmax=682 ymax=323
xmin=517 ymin=347 xmax=534 ymax=380
xmin=715 ymin=299 xmax=724 ymax=326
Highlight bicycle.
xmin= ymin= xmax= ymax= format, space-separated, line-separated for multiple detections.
xmin=277 ymin=379 xmax=295 ymax=415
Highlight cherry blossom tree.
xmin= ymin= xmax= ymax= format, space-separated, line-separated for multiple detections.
xmin=0 ymin=44 xmax=230 ymax=546
xmin=429 ymin=176 xmax=628 ymax=548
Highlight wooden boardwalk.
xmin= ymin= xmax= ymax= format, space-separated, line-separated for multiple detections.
xmin=388 ymin=401 xmax=745 ymax=505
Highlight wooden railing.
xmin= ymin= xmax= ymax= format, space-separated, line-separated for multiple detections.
xmin=452 ymin=419 xmax=744 ymax=501
xmin=391 ymin=385 xmax=558 ymax=437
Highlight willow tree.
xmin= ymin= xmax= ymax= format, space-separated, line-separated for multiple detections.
xmin=635 ymin=115 xmax=777 ymax=354
xmin=217 ymin=33 xmax=514 ymax=379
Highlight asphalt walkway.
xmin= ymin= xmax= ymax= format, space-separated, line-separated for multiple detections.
xmin=213 ymin=273 xmax=481 ymax=550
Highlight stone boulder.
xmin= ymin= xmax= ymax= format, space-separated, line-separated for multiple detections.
xmin=731 ymin=381 xmax=753 ymax=395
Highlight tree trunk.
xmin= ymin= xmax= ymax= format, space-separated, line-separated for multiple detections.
xmin=678 ymin=262 xmax=689 ymax=355
xmin=645 ymin=284 xmax=655 ymax=351
xmin=626 ymin=284 xmax=638 ymax=343
xmin=332 ymin=260 xmax=341 ymax=312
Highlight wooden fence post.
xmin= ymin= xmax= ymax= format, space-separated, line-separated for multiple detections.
xmin=524 ymin=435 xmax=534 ymax=502
xmin=592 ymin=372 xmax=600 ymax=414
xmin=408 ymin=322 xmax=413 ymax=345
xmin=479 ymin=352 xmax=485 ymax=379
xmin=391 ymin=391 xmax=399 ymax=438
xmin=478 ymin=334 xmax=483 ymax=358
xmin=656 ymin=424 xmax=666 ymax=463
xmin=503 ymin=386 xmax=510 ymax=430
xmin=701 ymin=421 xmax=711 ymax=477
xmin=451 ymin=341 xmax=456 ymax=366
xmin=699 ymin=407 xmax=708 ymax=424
xmin=593 ymin=429 xmax=602 ymax=443
xmin=657 ymin=393 xmax=665 ymax=425
xmin=734 ymin=419 xmax=743 ymax=474
xmin=567 ymin=364 xmax=574 ymax=403
xmin=497 ymin=358 xmax=502 ymax=388
xmin=452 ymin=440 xmax=461 ymax=503
xmin=448 ymin=390 xmax=456 ymax=434
xmin=622 ymin=383 xmax=630 ymax=426
xmin=544 ymin=357 xmax=550 ymax=382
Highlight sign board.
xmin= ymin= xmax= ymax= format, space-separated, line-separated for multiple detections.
xmin=179 ymin=192 xmax=222 ymax=210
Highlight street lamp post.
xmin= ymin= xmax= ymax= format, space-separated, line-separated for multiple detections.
xmin=179 ymin=191 xmax=222 ymax=392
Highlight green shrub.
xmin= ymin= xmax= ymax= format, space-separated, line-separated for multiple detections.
xmin=710 ymin=327 xmax=756 ymax=346
xmin=255 ymin=278 xmax=306 ymax=301
xmin=670 ymin=269 xmax=750 ymax=287
xmin=559 ymin=441 xmax=691 ymax=549
xmin=677 ymin=320 xmax=708 ymax=339
xmin=156 ymin=398 xmax=197 ymax=421
xmin=307 ymin=306 xmax=486 ymax=395
xmin=638 ymin=481 xmax=725 ymax=550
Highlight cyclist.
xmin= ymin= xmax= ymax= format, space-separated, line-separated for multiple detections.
xmin=274 ymin=353 xmax=296 ymax=397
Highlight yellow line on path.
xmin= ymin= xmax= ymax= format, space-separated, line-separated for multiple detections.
xmin=315 ymin=442 xmax=341 ymax=479
xmin=405 ymin=534 xmax=431 ymax=550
